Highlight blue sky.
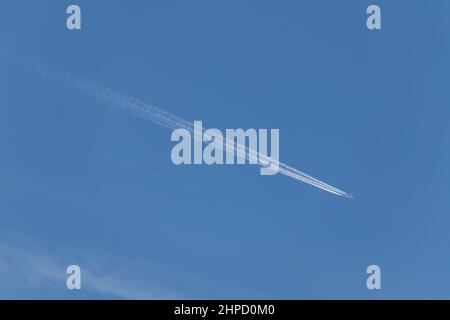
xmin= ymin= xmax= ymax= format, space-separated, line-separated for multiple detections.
xmin=1 ymin=0 xmax=450 ymax=299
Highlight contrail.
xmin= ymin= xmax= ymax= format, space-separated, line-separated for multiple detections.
xmin=1 ymin=49 xmax=352 ymax=198
xmin=51 ymin=71 xmax=352 ymax=198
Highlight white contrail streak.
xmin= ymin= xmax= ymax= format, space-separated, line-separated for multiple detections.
xmin=0 ymin=49 xmax=352 ymax=198
xmin=47 ymin=71 xmax=352 ymax=198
